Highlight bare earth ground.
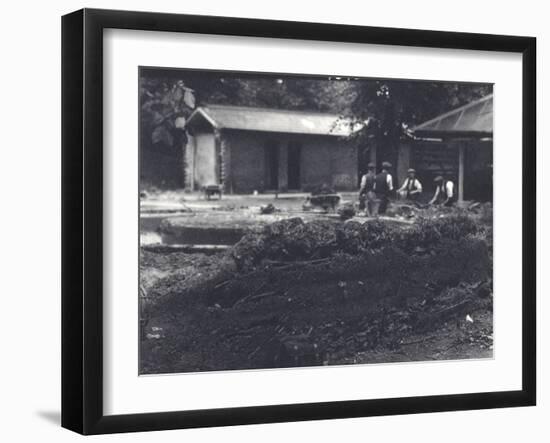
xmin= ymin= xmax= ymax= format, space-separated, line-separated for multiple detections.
xmin=139 ymin=192 xmax=493 ymax=374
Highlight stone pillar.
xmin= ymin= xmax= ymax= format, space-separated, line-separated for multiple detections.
xmin=221 ymin=136 xmax=232 ymax=194
xmin=214 ymin=129 xmax=222 ymax=186
xmin=458 ymin=143 xmax=465 ymax=203
xmin=184 ymin=133 xmax=195 ymax=191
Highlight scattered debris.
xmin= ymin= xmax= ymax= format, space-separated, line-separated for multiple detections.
xmin=260 ymin=203 xmax=277 ymax=214
xmin=146 ymin=333 xmax=162 ymax=340
xmin=308 ymin=194 xmax=341 ymax=212
xmin=337 ymin=203 xmax=356 ymax=220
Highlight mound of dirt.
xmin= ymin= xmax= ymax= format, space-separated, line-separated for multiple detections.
xmin=140 ymin=214 xmax=492 ymax=374
xmin=230 ymin=214 xmax=483 ymax=271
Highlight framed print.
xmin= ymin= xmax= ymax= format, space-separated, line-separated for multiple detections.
xmin=61 ymin=8 xmax=536 ymax=435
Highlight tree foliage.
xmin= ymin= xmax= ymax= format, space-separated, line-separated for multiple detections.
xmin=140 ymin=69 xmax=490 ymax=149
xmin=348 ymin=79 xmax=492 ymax=149
xmin=139 ymin=69 xmax=491 ymax=188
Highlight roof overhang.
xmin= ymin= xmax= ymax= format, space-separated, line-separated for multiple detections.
xmin=409 ymin=93 xmax=493 ymax=141
xmin=185 ymin=105 xmax=361 ymax=137
xmin=411 ymin=130 xmax=493 ymax=140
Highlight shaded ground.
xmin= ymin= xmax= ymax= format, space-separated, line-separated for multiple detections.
xmin=140 ymin=207 xmax=493 ymax=374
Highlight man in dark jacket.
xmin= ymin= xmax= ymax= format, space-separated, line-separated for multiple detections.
xmin=375 ymin=161 xmax=394 ymax=214
xmin=358 ymin=162 xmax=378 ymax=216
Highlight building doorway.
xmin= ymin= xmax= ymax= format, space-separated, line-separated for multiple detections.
xmin=265 ymin=140 xmax=280 ymax=190
xmin=287 ymin=141 xmax=302 ymax=190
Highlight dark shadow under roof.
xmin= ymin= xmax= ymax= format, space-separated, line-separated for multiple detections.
xmin=411 ymin=94 xmax=493 ymax=139
xmin=186 ymin=105 xmax=359 ymax=137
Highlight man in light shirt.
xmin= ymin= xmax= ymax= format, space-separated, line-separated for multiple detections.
xmin=375 ymin=161 xmax=394 ymax=215
xmin=397 ymin=168 xmax=423 ymax=202
xmin=429 ymin=175 xmax=455 ymax=206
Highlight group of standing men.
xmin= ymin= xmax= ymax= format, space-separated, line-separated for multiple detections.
xmin=358 ymin=162 xmax=455 ymax=217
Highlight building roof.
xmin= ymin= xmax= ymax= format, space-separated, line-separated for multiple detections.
xmin=186 ymin=104 xmax=359 ymax=137
xmin=411 ymin=94 xmax=493 ymax=138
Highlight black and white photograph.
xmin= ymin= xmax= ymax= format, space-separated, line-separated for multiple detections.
xmin=0 ymin=0 xmax=544 ymax=439
xmin=139 ymin=68 xmax=494 ymax=374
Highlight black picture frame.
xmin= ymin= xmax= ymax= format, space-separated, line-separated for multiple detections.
xmin=62 ymin=8 xmax=536 ymax=435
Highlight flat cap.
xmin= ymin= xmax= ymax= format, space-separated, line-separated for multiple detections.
xmin=382 ymin=161 xmax=392 ymax=168
xmin=367 ymin=162 xmax=376 ymax=168
xmin=407 ymin=168 xmax=416 ymax=173
xmin=433 ymin=175 xmax=444 ymax=182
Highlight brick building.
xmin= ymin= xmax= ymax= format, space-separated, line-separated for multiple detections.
xmin=184 ymin=105 xmax=360 ymax=194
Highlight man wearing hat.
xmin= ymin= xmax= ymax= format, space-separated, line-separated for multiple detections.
xmin=358 ymin=162 xmax=378 ymax=216
xmin=429 ymin=175 xmax=455 ymax=206
xmin=397 ymin=168 xmax=423 ymax=202
xmin=375 ymin=161 xmax=394 ymax=215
